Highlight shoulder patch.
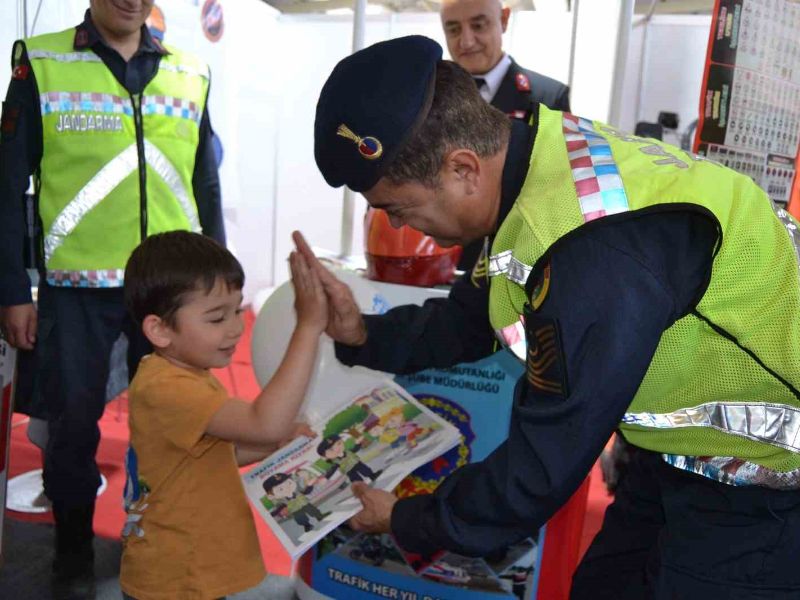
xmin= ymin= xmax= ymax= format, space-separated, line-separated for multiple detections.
xmin=515 ymin=72 xmax=531 ymax=92
xmin=12 ymin=64 xmax=29 ymax=80
xmin=1 ymin=103 xmax=21 ymax=140
xmin=530 ymin=263 xmax=551 ymax=310
xmin=523 ymin=305 xmax=568 ymax=399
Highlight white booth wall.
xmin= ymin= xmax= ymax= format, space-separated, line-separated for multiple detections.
xmin=1 ymin=0 xmax=711 ymax=302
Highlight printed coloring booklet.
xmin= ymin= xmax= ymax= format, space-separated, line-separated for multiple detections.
xmin=241 ymin=379 xmax=461 ymax=559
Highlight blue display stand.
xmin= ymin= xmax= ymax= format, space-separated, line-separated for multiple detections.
xmin=298 ymin=351 xmax=546 ymax=600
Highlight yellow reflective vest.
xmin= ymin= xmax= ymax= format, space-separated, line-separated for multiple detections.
xmin=26 ymin=29 xmax=208 ymax=287
xmin=488 ymin=106 xmax=800 ymax=477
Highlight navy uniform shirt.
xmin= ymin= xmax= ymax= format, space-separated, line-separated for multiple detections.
xmin=336 ymin=116 xmax=720 ymax=556
xmin=0 ymin=10 xmax=224 ymax=306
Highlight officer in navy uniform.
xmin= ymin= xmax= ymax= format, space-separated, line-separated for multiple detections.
xmin=298 ymin=36 xmax=800 ymax=599
xmin=0 ymin=3 xmax=223 ymax=597
xmin=440 ymin=0 xmax=570 ymax=269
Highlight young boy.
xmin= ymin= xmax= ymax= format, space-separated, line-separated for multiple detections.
xmin=120 ymin=231 xmax=326 ymax=600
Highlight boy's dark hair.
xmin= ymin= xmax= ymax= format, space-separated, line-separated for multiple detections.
xmin=317 ymin=434 xmax=342 ymax=456
xmin=263 ymin=472 xmax=292 ymax=495
xmin=124 ymin=231 xmax=244 ymax=326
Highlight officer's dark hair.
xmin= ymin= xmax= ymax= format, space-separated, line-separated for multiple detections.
xmin=384 ymin=60 xmax=511 ymax=188
xmin=317 ymin=434 xmax=342 ymax=456
xmin=262 ymin=472 xmax=292 ymax=495
xmin=124 ymin=231 xmax=244 ymax=327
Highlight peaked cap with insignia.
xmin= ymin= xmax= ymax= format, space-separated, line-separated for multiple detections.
xmin=314 ymin=35 xmax=442 ymax=192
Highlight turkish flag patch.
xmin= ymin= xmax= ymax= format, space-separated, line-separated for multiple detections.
xmin=12 ymin=64 xmax=29 ymax=80
xmin=515 ymin=72 xmax=531 ymax=92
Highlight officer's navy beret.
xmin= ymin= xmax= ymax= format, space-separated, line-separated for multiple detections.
xmin=314 ymin=36 xmax=443 ymax=193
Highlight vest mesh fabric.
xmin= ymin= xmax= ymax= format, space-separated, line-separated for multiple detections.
xmin=489 ymin=106 xmax=800 ymax=472
xmin=26 ymin=29 xmax=208 ymax=283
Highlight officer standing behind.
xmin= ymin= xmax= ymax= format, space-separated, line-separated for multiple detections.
xmin=0 ymin=1 xmax=223 ymax=597
xmin=440 ymin=0 xmax=570 ymax=268
xmin=297 ymin=36 xmax=800 ymax=599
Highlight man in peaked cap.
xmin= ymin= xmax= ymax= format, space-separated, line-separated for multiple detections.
xmin=297 ymin=35 xmax=800 ymax=598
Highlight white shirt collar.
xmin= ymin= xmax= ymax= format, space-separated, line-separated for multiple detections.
xmin=475 ymin=54 xmax=512 ymax=103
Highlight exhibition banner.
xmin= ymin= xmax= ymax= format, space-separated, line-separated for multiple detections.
xmin=695 ymin=0 xmax=800 ymax=206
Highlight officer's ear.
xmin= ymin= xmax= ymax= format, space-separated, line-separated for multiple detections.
xmin=445 ymin=148 xmax=481 ymax=194
xmin=500 ymin=6 xmax=511 ymax=32
xmin=142 ymin=314 xmax=173 ymax=349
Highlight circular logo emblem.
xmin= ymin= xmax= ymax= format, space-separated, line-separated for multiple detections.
xmin=394 ymin=394 xmax=474 ymax=498
xmin=358 ymin=136 xmax=383 ymax=160
xmin=337 ymin=124 xmax=383 ymax=161
xmin=201 ymin=0 xmax=224 ymax=43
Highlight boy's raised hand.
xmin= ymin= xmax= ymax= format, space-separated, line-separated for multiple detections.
xmin=290 ymin=250 xmax=328 ymax=333
xmin=292 ymin=231 xmax=367 ymax=346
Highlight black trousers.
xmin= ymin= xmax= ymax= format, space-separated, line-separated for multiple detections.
xmin=34 ymin=285 xmax=150 ymax=509
xmin=346 ymin=461 xmax=377 ymax=482
xmin=571 ymin=447 xmax=800 ymax=599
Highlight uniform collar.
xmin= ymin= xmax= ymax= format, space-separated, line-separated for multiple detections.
xmin=497 ymin=115 xmax=537 ymax=227
xmin=73 ymin=9 xmax=169 ymax=56
xmin=475 ymin=54 xmax=512 ymax=103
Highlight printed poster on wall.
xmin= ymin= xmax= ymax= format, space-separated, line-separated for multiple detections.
xmin=695 ymin=0 xmax=800 ymax=206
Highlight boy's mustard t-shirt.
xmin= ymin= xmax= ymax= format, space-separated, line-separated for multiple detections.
xmin=120 ymin=354 xmax=266 ymax=600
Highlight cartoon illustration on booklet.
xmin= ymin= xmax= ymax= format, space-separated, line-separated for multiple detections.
xmin=242 ymin=380 xmax=461 ymax=558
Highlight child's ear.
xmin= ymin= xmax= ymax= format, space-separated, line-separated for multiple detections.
xmin=142 ymin=314 xmax=173 ymax=349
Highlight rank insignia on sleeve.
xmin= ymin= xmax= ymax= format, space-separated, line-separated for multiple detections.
xmin=529 ymin=263 xmax=551 ymax=311
xmin=470 ymin=237 xmax=489 ymax=288
xmin=12 ymin=65 xmax=29 ymax=80
xmin=515 ymin=72 xmax=531 ymax=92
xmin=524 ymin=305 xmax=568 ymax=399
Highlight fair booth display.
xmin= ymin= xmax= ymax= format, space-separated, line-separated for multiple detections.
xmin=4 ymin=1 xmax=800 ymax=599
xmin=695 ymin=0 xmax=800 ymax=207
xmin=251 ymin=268 xmax=591 ymax=600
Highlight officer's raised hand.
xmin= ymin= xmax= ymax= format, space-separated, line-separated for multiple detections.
xmin=292 ymin=230 xmax=367 ymax=346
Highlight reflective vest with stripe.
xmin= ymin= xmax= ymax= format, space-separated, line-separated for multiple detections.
xmin=488 ymin=106 xmax=800 ymax=478
xmin=26 ymin=29 xmax=208 ymax=287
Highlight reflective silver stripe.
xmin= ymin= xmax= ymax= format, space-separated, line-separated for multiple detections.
xmin=45 ymin=143 xmax=139 ymax=262
xmin=45 ymin=142 xmax=200 ymax=262
xmin=487 ymin=251 xmax=533 ymax=286
xmin=28 ymin=50 xmax=101 ymax=63
xmin=143 ymin=140 xmax=201 ymax=232
xmin=159 ymin=62 xmax=209 ymax=79
xmin=622 ymin=401 xmax=800 ymax=453
xmin=662 ymin=454 xmax=800 ymax=490
xmin=773 ymin=203 xmax=800 ymax=278
xmin=488 ymin=250 xmax=513 ymax=276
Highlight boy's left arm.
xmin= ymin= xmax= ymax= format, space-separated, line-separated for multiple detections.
xmin=235 ymin=422 xmax=316 ymax=466
xmin=235 ymin=443 xmax=278 ymax=466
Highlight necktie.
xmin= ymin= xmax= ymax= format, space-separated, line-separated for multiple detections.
xmin=474 ymin=77 xmax=487 ymax=90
